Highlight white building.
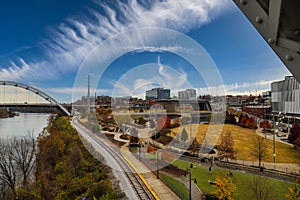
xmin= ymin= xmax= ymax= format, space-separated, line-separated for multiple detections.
xmin=178 ymin=89 xmax=196 ymax=100
xmin=271 ymin=76 xmax=300 ymax=115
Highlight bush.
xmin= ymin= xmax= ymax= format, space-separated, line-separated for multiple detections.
xmin=92 ymin=123 xmax=100 ymax=133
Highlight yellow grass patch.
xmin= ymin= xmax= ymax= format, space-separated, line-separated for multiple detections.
xmin=171 ymin=124 xmax=300 ymax=163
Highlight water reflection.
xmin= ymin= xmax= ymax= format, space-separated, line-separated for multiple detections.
xmin=0 ymin=113 xmax=51 ymax=138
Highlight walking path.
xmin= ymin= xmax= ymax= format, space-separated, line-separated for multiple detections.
xmin=255 ymin=128 xmax=293 ymax=146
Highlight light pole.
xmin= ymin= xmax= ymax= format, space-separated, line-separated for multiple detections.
xmin=190 ymin=111 xmax=192 ymax=141
xmin=186 ymin=163 xmax=197 ymax=200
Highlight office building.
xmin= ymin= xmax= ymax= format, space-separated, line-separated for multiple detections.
xmin=271 ymin=76 xmax=300 ymax=115
xmin=145 ymin=88 xmax=170 ymax=100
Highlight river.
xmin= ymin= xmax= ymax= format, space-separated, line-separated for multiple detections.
xmin=0 ymin=113 xmax=51 ymax=138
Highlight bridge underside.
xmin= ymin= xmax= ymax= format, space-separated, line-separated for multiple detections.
xmin=233 ymin=0 xmax=300 ymax=81
xmin=0 ymin=104 xmax=69 ymax=116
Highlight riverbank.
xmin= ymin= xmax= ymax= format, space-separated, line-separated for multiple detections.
xmin=0 ymin=108 xmax=16 ymax=118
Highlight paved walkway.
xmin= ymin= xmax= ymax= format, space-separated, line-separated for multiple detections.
xmin=172 ymin=173 xmax=202 ymax=200
xmin=255 ymin=128 xmax=293 ymax=146
xmin=120 ymin=144 xmax=180 ymax=200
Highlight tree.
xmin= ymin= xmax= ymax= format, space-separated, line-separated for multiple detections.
xmin=0 ymin=138 xmax=18 ymax=199
xmin=213 ymin=173 xmax=237 ymax=200
xmin=247 ymin=176 xmax=276 ymax=200
xmin=181 ymin=128 xmax=188 ymax=143
xmin=218 ymin=131 xmax=235 ymax=161
xmin=92 ymin=123 xmax=100 ymax=133
xmin=11 ymin=133 xmax=36 ymax=187
xmin=188 ymin=139 xmax=201 ymax=156
xmin=286 ymin=178 xmax=300 ymax=200
xmin=129 ymin=128 xmax=139 ymax=144
xmin=259 ymin=120 xmax=272 ymax=130
xmin=288 ymin=122 xmax=300 ymax=147
xmin=251 ymin=136 xmax=268 ymax=167
xmin=155 ymin=115 xmax=171 ymax=130
xmin=137 ymin=117 xmax=147 ymax=125
xmin=0 ymin=133 xmax=37 ymax=199
xmin=225 ymin=111 xmax=236 ymax=124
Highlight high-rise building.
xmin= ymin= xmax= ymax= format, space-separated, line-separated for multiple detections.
xmin=178 ymin=89 xmax=196 ymax=100
xmin=271 ymin=76 xmax=300 ymax=115
xmin=145 ymin=88 xmax=170 ymax=100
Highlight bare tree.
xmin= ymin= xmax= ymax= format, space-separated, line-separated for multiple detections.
xmin=218 ymin=131 xmax=235 ymax=161
xmin=0 ymin=138 xmax=18 ymax=199
xmin=247 ymin=175 xmax=276 ymax=200
xmin=11 ymin=133 xmax=36 ymax=186
xmin=251 ymin=136 xmax=268 ymax=168
xmin=0 ymin=133 xmax=37 ymax=199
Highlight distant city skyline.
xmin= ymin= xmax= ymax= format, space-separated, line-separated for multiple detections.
xmin=0 ymin=0 xmax=291 ymax=103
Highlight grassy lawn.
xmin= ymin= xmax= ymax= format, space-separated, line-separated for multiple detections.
xmin=172 ymin=159 xmax=291 ymax=200
xmin=170 ymin=124 xmax=300 ymax=163
xmin=160 ymin=173 xmax=189 ymax=200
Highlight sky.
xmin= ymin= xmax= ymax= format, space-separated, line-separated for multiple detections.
xmin=0 ymin=0 xmax=291 ymax=102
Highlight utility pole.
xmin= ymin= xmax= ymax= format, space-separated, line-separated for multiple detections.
xmin=87 ymin=75 xmax=91 ymax=116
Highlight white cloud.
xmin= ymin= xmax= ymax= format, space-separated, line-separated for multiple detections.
xmin=0 ymin=0 xmax=232 ymax=84
xmin=111 ymin=63 xmax=191 ymax=98
xmin=197 ymin=79 xmax=279 ymax=96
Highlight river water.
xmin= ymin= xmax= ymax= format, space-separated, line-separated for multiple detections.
xmin=0 ymin=113 xmax=51 ymax=138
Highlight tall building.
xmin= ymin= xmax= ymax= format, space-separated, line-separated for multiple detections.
xmin=178 ymin=89 xmax=196 ymax=100
xmin=145 ymin=88 xmax=170 ymax=100
xmin=271 ymin=76 xmax=300 ymax=115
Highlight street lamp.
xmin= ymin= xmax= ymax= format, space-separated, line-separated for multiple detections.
xmin=271 ymin=112 xmax=277 ymax=170
xmin=190 ymin=111 xmax=192 ymax=141
xmin=186 ymin=163 xmax=197 ymax=200
xmin=156 ymin=148 xmax=160 ymax=179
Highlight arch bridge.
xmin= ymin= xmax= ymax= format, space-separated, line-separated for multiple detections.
xmin=0 ymin=81 xmax=70 ymax=116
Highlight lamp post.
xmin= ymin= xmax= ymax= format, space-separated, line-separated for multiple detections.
xmin=190 ymin=111 xmax=192 ymax=141
xmin=272 ymin=112 xmax=277 ymax=170
xmin=156 ymin=148 xmax=159 ymax=179
xmin=186 ymin=163 xmax=197 ymax=200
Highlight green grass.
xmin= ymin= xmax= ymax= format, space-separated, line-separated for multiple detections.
xmin=160 ymin=173 xmax=189 ymax=200
xmin=172 ymin=159 xmax=291 ymax=200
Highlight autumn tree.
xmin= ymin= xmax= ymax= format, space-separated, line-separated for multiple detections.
xmin=259 ymin=120 xmax=272 ymax=130
xmin=286 ymin=178 xmax=300 ymax=200
xmin=35 ymin=116 xmax=117 ymax=199
xmin=225 ymin=111 xmax=236 ymax=124
xmin=247 ymin=176 xmax=276 ymax=200
xmin=288 ymin=122 xmax=300 ymax=147
xmin=129 ymin=128 xmax=139 ymax=144
xmin=213 ymin=173 xmax=237 ymax=200
xmin=188 ymin=139 xmax=201 ymax=156
xmin=251 ymin=136 xmax=268 ymax=167
xmin=218 ymin=131 xmax=235 ymax=161
xmin=155 ymin=115 xmax=171 ymax=130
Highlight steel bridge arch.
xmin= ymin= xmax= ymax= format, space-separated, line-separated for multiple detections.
xmin=0 ymin=81 xmax=70 ymax=116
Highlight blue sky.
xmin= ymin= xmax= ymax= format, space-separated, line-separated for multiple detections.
xmin=0 ymin=0 xmax=291 ymax=102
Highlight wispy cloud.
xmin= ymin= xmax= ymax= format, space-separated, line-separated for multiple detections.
xmin=0 ymin=0 xmax=232 ymax=84
xmin=111 ymin=63 xmax=190 ymax=98
xmin=197 ymin=79 xmax=279 ymax=96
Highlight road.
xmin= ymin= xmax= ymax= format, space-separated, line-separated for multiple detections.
xmin=71 ymin=117 xmax=156 ymax=200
